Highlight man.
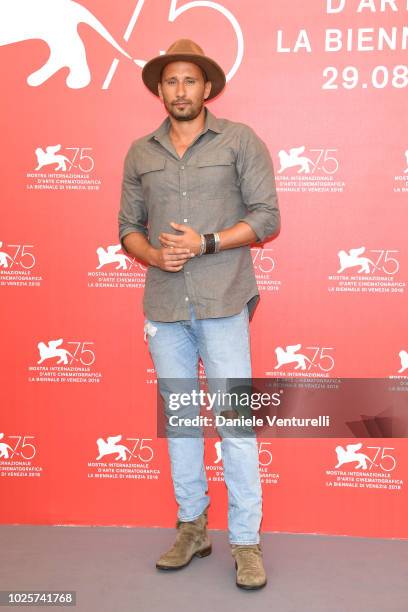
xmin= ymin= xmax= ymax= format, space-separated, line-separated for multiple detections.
xmin=118 ymin=39 xmax=280 ymax=590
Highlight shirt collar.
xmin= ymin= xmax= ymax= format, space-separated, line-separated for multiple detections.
xmin=205 ymin=108 xmax=223 ymax=134
xmin=149 ymin=106 xmax=223 ymax=143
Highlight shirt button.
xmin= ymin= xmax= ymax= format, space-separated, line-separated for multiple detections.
xmin=183 ymin=218 xmax=188 ymax=222
xmin=185 ymin=296 xmax=189 ymax=301
xmin=182 ymin=191 xmax=187 ymax=196
xmin=186 ymin=271 xmax=190 ymax=275
xmin=181 ymin=165 xmax=185 ymax=170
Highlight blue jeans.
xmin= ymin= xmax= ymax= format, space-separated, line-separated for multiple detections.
xmin=144 ymin=302 xmax=262 ymax=545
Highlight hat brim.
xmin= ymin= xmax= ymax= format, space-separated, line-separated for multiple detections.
xmin=142 ymin=54 xmax=226 ymax=101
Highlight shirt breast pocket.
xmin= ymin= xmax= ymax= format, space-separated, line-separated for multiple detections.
xmin=138 ymin=157 xmax=167 ymax=202
xmin=197 ymin=152 xmax=238 ymax=199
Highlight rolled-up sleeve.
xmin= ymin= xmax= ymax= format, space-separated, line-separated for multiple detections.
xmin=236 ymin=127 xmax=280 ymax=243
xmin=118 ymin=144 xmax=148 ymax=251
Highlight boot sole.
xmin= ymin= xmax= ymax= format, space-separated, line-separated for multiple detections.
xmin=156 ymin=545 xmax=212 ymax=571
xmin=234 ymin=561 xmax=267 ymax=590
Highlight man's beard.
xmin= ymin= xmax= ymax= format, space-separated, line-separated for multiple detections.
xmin=166 ymin=99 xmax=204 ymax=122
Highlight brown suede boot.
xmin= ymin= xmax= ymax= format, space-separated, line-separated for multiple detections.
xmin=231 ymin=544 xmax=267 ymax=590
xmin=156 ymin=508 xmax=211 ymax=570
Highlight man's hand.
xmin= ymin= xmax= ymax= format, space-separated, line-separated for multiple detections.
xmin=122 ymin=229 xmax=195 ymax=272
xmin=122 ymin=220 xmax=258 ymax=273
xmin=159 ymin=222 xmax=202 ymax=255
xmin=150 ymin=245 xmax=194 ymax=272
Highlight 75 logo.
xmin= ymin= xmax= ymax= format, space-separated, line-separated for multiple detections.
xmin=35 ymin=146 xmax=95 ymax=173
xmin=0 ymin=433 xmax=36 ymax=460
xmin=278 ymin=146 xmax=339 ymax=175
xmin=335 ymin=443 xmax=397 ymax=472
xmin=0 ymin=243 xmax=36 ymax=269
xmin=103 ymin=0 xmax=244 ymax=88
xmin=337 ymin=248 xmax=400 ymax=276
xmin=251 ymin=248 xmax=275 ymax=274
xmin=275 ymin=344 xmax=335 ymax=372
xmin=96 ymin=435 xmax=154 ymax=462
xmin=37 ymin=340 xmax=96 ymax=366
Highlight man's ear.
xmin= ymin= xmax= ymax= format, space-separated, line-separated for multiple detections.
xmin=157 ymin=82 xmax=163 ymax=101
xmin=204 ymin=80 xmax=212 ymax=100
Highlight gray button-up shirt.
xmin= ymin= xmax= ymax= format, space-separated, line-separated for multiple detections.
xmin=118 ymin=108 xmax=280 ymax=322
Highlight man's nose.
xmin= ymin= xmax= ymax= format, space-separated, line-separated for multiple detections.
xmin=175 ymin=81 xmax=186 ymax=97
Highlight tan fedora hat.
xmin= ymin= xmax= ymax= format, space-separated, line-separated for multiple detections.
xmin=142 ymin=39 xmax=226 ymax=101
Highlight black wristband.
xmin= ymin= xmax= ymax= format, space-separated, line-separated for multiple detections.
xmin=204 ymin=233 xmax=216 ymax=254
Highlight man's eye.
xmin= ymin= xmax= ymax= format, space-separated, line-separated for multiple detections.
xmin=186 ymin=79 xmax=196 ymax=85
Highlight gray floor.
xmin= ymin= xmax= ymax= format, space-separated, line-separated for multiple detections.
xmin=0 ymin=525 xmax=407 ymax=611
